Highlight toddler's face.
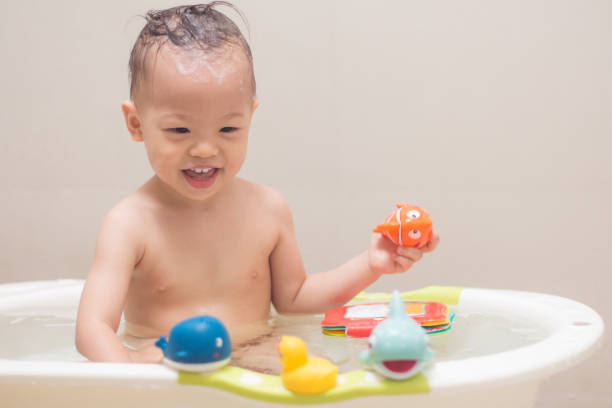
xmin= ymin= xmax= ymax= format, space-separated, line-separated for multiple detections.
xmin=129 ymin=45 xmax=257 ymax=203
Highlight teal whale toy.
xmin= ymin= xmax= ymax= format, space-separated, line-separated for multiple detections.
xmin=360 ymin=290 xmax=434 ymax=380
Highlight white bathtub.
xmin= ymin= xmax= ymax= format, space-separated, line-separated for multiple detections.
xmin=0 ymin=280 xmax=603 ymax=408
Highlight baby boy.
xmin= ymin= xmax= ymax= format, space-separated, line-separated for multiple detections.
xmin=75 ymin=3 xmax=439 ymax=363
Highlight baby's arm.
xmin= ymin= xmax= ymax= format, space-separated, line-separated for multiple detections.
xmin=75 ymin=207 xmax=161 ymax=363
xmin=269 ymin=196 xmax=439 ymax=314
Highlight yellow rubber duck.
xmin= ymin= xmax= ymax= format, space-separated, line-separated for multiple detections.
xmin=277 ymin=335 xmax=338 ymax=395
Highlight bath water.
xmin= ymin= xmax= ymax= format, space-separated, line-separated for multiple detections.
xmin=0 ymin=305 xmax=548 ymax=375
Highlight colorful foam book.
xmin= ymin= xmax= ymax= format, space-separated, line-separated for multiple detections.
xmin=321 ymin=301 xmax=455 ymax=337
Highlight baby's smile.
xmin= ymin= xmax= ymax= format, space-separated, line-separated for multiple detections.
xmin=182 ymin=167 xmax=219 ymax=189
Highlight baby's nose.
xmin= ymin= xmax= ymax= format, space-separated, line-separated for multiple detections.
xmin=188 ymin=139 xmax=219 ymax=158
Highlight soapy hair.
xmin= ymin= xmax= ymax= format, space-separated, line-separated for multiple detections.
xmin=128 ymin=2 xmax=255 ymax=98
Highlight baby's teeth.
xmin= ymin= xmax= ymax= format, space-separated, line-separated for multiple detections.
xmin=190 ymin=168 xmax=213 ymax=174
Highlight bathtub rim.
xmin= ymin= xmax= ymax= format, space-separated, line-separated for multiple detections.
xmin=0 ymin=279 xmax=604 ymax=398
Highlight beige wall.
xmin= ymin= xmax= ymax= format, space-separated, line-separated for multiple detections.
xmin=1 ymin=1 xmax=610 ymax=406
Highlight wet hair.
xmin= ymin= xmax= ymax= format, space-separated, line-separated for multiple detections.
xmin=128 ymin=2 xmax=255 ymax=99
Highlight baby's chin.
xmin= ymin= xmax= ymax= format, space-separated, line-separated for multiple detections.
xmin=149 ymin=172 xmax=222 ymax=205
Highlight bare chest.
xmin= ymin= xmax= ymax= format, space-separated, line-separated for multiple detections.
xmin=129 ymin=210 xmax=277 ymax=311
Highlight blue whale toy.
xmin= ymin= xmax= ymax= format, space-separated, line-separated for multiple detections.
xmin=360 ymin=290 xmax=434 ymax=380
xmin=155 ymin=315 xmax=231 ymax=372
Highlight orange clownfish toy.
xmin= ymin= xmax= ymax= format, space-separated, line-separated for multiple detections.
xmin=374 ymin=204 xmax=433 ymax=248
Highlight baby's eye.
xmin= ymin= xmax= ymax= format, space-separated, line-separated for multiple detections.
xmin=220 ymin=127 xmax=238 ymax=133
xmin=167 ymin=127 xmax=190 ymax=134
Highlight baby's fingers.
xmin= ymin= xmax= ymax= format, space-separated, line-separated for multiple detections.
xmin=421 ymin=230 xmax=440 ymax=253
xmin=393 ymin=254 xmax=415 ymax=272
xmin=128 ymin=345 xmax=164 ymax=364
xmin=396 ymin=246 xmax=423 ymax=262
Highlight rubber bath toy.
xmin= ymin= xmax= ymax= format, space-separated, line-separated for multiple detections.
xmin=155 ymin=315 xmax=231 ymax=372
xmin=374 ymin=203 xmax=433 ymax=248
xmin=277 ymin=335 xmax=338 ymax=395
xmin=360 ymin=290 xmax=434 ymax=380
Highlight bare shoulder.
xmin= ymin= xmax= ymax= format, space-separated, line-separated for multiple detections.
xmin=84 ymin=191 xmax=159 ymax=280
xmin=235 ymin=178 xmax=291 ymax=218
xmin=96 ymin=191 xmax=155 ymax=253
xmin=102 ymin=193 xmax=150 ymax=229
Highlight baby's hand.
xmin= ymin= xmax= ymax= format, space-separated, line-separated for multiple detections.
xmin=128 ymin=345 xmax=164 ymax=364
xmin=368 ymin=230 xmax=439 ymax=275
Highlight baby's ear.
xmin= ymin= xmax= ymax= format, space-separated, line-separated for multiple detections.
xmin=121 ymin=101 xmax=144 ymax=142
xmin=251 ymin=99 xmax=260 ymax=114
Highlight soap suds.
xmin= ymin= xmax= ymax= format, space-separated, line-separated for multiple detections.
xmin=172 ymin=46 xmax=238 ymax=85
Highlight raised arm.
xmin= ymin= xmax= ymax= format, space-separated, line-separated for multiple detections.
xmin=269 ymin=197 xmax=439 ymax=314
xmin=75 ymin=205 xmax=158 ymax=363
